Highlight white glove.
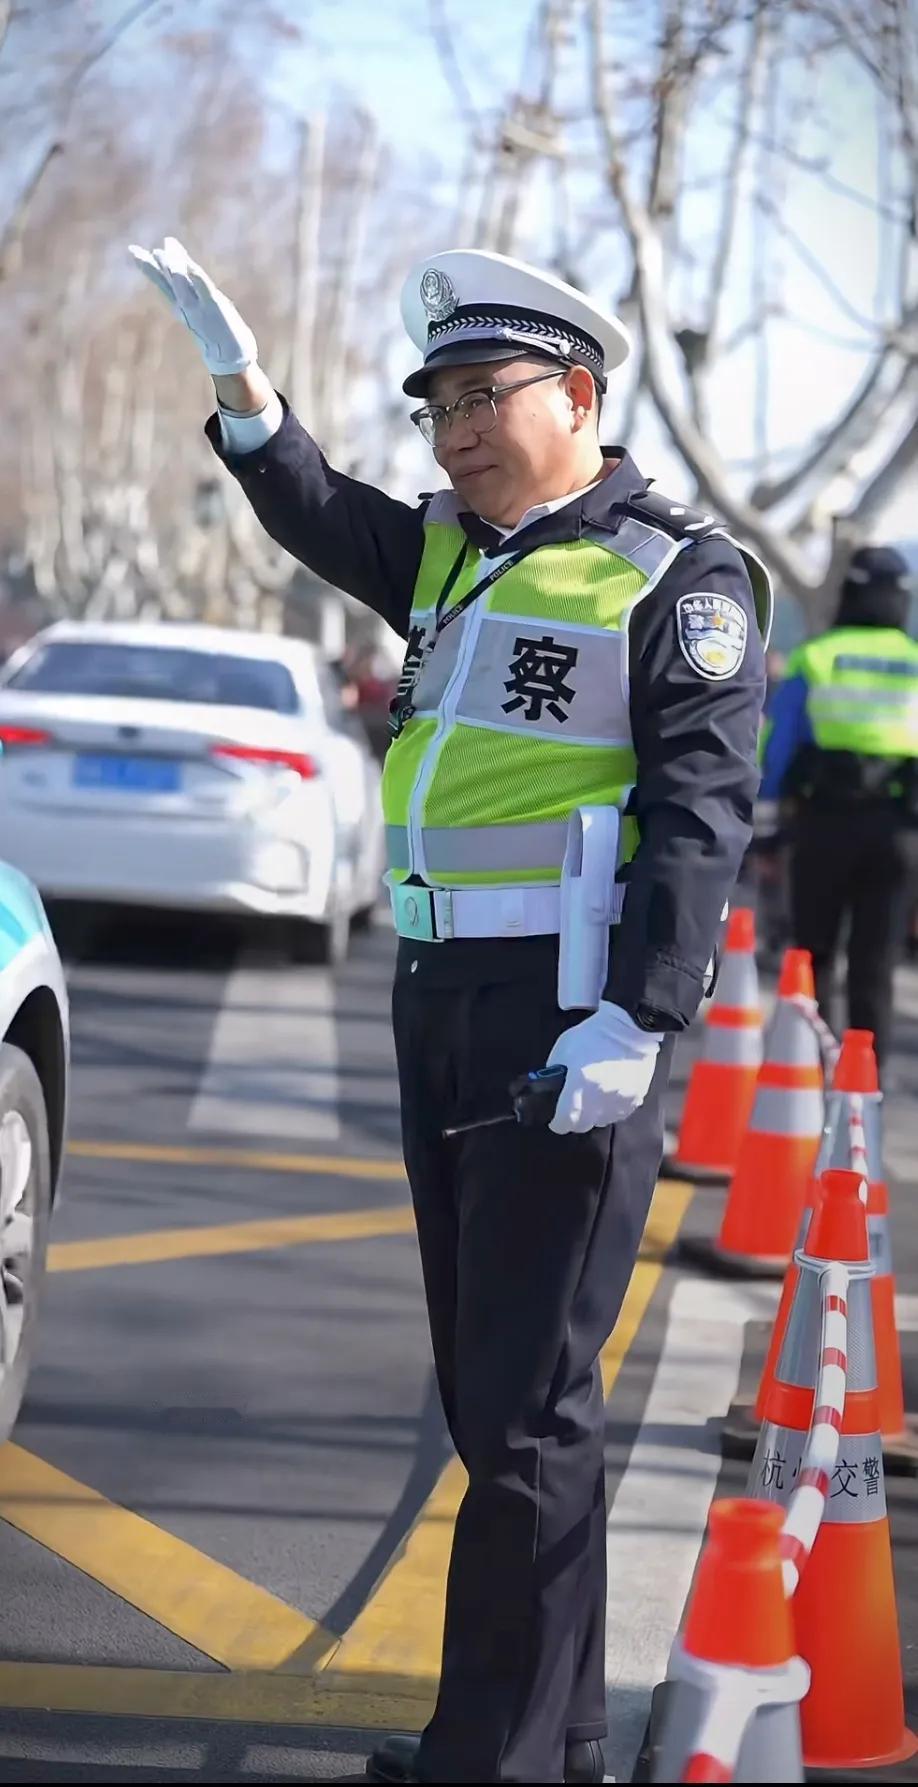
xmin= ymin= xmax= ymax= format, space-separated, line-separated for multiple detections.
xmin=128 ymin=236 xmax=257 ymax=376
xmin=547 ymin=1001 xmax=663 ymax=1135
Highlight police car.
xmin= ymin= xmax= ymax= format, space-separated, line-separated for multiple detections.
xmin=0 ymin=860 xmax=68 ymax=1441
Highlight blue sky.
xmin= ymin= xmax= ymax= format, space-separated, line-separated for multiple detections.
xmin=286 ymin=0 xmax=531 ymax=158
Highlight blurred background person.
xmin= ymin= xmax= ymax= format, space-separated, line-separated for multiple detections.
xmin=758 ymin=545 xmax=918 ymax=1068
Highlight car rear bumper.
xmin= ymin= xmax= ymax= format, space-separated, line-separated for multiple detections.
xmin=0 ymin=808 xmax=337 ymax=920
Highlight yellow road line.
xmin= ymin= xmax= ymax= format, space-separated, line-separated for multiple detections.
xmin=49 ymin=1204 xmax=415 ymax=1273
xmin=0 ymin=1179 xmax=693 ymax=1728
xmin=599 ymin=1180 xmax=692 ymax=1398
xmin=67 ymin=1140 xmax=407 ymax=1180
xmin=0 ymin=1446 xmax=333 ymax=1673
xmin=0 ymin=1662 xmax=432 ymax=1728
xmin=315 ymin=1179 xmax=693 ymax=1688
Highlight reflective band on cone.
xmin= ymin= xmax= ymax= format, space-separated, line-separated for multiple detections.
xmin=673 ymin=907 xmax=762 ymax=1180
xmin=755 ymin=1029 xmax=913 ymax=1466
xmin=749 ymin=1169 xmax=917 ymax=1772
xmin=652 ymin=1500 xmax=808 ymax=1784
xmin=680 ymin=950 xmax=823 ymax=1278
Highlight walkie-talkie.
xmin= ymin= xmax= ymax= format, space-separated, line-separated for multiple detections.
xmin=442 ymin=1066 xmax=567 ymax=1138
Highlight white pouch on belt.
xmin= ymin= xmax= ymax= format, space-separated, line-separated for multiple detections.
xmin=558 ymin=805 xmax=621 ymax=1011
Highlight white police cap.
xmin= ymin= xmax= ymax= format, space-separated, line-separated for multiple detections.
xmin=400 ymin=249 xmax=631 ymax=398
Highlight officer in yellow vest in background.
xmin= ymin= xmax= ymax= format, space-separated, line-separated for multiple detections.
xmin=131 ymin=238 xmax=769 ymax=1784
xmin=759 ymin=546 xmax=918 ymax=1069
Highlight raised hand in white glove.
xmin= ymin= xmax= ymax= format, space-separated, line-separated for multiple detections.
xmin=128 ymin=236 xmax=257 ymax=376
xmin=547 ymin=1001 xmax=663 ymax=1135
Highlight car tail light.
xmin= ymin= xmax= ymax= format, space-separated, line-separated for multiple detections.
xmin=0 ymin=724 xmax=53 ymax=749
xmin=210 ymin=743 xmax=318 ymax=779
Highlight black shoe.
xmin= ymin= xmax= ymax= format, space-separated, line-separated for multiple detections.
xmin=366 ymin=1732 xmax=605 ymax=1783
xmin=365 ymin=1735 xmax=419 ymax=1783
xmin=565 ymin=1739 xmax=605 ymax=1784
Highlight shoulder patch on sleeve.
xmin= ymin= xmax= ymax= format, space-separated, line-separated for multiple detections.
xmin=676 ymin=592 xmax=748 ymax=680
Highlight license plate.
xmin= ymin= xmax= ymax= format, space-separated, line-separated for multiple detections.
xmin=72 ymin=754 xmax=182 ymax=793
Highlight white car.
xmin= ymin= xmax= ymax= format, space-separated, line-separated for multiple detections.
xmin=0 ymin=622 xmax=386 ymax=963
xmin=0 ymin=859 xmax=69 ymax=1441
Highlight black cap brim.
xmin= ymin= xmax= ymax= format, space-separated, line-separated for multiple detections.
xmin=403 ymin=341 xmax=570 ymax=398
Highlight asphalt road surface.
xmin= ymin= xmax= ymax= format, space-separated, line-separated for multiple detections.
xmin=0 ymin=903 xmax=915 ymax=1783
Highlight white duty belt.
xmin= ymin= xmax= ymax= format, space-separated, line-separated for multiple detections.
xmin=388 ymin=880 xmax=562 ymax=942
xmin=387 ymin=805 xmax=625 ymax=1015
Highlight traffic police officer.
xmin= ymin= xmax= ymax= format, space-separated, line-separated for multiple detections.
xmin=759 ymin=544 xmax=918 ymax=1068
xmin=131 ymin=237 xmax=770 ymax=1784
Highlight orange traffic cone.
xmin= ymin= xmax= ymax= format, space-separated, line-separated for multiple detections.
xmin=749 ymin=1168 xmax=917 ymax=1771
xmin=670 ymin=907 xmax=762 ymax=1181
xmin=652 ymin=1500 xmax=808 ymax=1783
xmin=754 ymin=1029 xmax=917 ymax=1472
xmin=680 ymin=949 xmax=823 ymax=1277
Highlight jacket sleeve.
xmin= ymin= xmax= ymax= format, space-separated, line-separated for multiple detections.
xmin=604 ymin=537 xmax=767 ymax=1029
xmin=205 ymin=397 xmax=426 ymax=640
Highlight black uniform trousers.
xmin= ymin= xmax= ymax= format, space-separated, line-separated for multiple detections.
xmin=790 ymin=804 xmax=918 ymax=1069
xmin=391 ymin=936 xmax=673 ymax=1783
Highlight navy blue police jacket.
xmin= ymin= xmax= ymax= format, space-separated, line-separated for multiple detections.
xmin=206 ymin=400 xmax=767 ymax=1031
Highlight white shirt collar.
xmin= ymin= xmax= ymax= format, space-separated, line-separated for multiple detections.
xmin=492 ymin=476 xmax=607 ymax=544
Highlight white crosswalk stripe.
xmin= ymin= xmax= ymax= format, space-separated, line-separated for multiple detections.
xmin=604 ymin=1278 xmax=776 ymax=1784
xmin=189 ymin=954 xmax=341 ymax=1141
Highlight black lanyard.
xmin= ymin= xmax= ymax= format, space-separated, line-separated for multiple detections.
xmin=433 ymin=541 xmax=473 ymax=629
xmin=388 ymin=535 xmax=541 ymax=740
xmin=433 ymin=539 xmax=544 ymax=636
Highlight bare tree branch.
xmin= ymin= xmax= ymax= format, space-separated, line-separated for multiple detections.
xmin=0 ymin=141 xmax=64 ymax=280
xmin=843 ymin=411 xmax=918 ymax=532
xmin=290 ymin=111 xmax=327 ymax=428
xmin=804 ymin=1 xmax=885 ymax=85
xmin=427 ymin=0 xmax=481 ymax=130
xmin=320 ymin=119 xmax=381 ymax=457
xmin=588 ymin=0 xmax=813 ymax=599
xmin=0 ymin=0 xmax=163 ymax=279
xmin=705 ymin=6 xmax=767 ymax=349
xmin=759 ymin=195 xmax=884 ymax=336
xmin=749 ymin=349 xmax=915 ymax=510
xmin=743 ymin=127 xmax=910 ymax=223
xmin=645 ymin=4 xmax=691 ymax=225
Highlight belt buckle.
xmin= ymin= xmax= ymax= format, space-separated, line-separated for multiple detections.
xmin=391 ymin=883 xmax=450 ymax=942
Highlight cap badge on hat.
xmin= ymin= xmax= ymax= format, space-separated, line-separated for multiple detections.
xmin=420 ymin=267 xmax=458 ymax=323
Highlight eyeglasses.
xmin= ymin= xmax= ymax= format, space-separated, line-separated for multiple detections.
xmin=410 ymin=367 xmax=569 ymax=448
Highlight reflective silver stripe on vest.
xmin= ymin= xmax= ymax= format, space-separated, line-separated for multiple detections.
xmin=811 ymin=686 xmax=918 ymax=709
xmin=455 ymin=618 xmax=629 ymax=742
xmin=748 ymin=1085 xmax=823 ymax=1136
xmin=834 ymin=655 xmax=918 ymax=677
xmin=386 ymin=820 xmax=569 ymax=874
xmin=808 ymin=688 xmax=918 ymax=729
xmin=592 ymin=518 xmax=773 ymax=646
xmin=409 ymin=515 xmax=694 ymax=753
xmin=424 ymin=489 xmax=464 ymax=525
xmin=411 ymin=614 xmax=465 ymax=714
xmin=585 ymin=520 xmax=691 ymax=589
